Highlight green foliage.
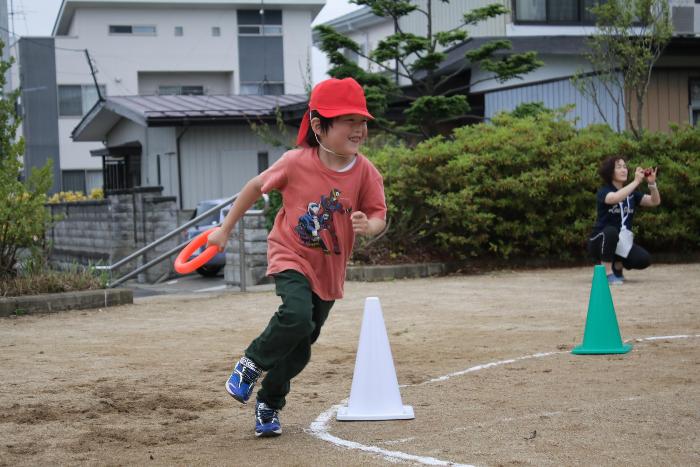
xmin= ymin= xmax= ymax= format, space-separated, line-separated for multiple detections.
xmin=0 ymin=41 xmax=55 ymax=277
xmin=365 ymin=113 xmax=700 ymax=261
xmin=255 ymin=191 xmax=283 ymax=232
xmin=509 ymin=101 xmax=553 ymax=119
xmin=315 ymin=1 xmax=542 ymax=140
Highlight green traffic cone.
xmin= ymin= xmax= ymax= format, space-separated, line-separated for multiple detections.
xmin=572 ymin=265 xmax=632 ymax=355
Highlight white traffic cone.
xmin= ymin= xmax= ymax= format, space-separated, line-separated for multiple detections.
xmin=336 ymin=297 xmax=415 ymax=421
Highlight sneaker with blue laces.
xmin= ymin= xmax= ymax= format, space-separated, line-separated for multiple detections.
xmin=607 ymin=273 xmax=624 ymax=286
xmin=226 ymin=356 xmax=262 ymax=403
xmin=255 ymin=400 xmax=282 ymax=437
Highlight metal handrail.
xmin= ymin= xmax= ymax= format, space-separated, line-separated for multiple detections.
xmin=98 ymin=193 xmax=268 ymax=290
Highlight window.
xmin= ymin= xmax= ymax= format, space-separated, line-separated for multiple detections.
xmin=158 ymin=85 xmax=205 ymax=96
xmin=86 ymin=170 xmax=103 ymax=192
xmin=514 ymin=0 xmax=545 ymax=21
xmin=58 ymin=85 xmax=82 ymax=116
xmin=109 ymin=25 xmax=157 ymax=35
xmin=237 ymin=9 xmax=282 ymax=35
xmin=174 ymin=26 xmax=183 ymax=36
xmin=62 ymin=170 xmax=86 ymax=193
xmin=212 ymin=26 xmax=221 ymax=37
xmin=62 ymin=170 xmax=103 ymax=193
xmin=257 ymin=151 xmax=269 ymax=173
xmin=238 ymin=10 xmax=285 ymax=95
xmin=58 ymin=84 xmax=106 ymax=117
xmin=513 ymin=0 xmax=606 ymax=24
xmin=109 ymin=25 xmax=132 ymax=34
xmin=549 ymin=0 xmax=578 ymax=22
xmin=240 ymin=82 xmax=284 ymax=95
xmin=103 ymin=155 xmax=141 ymax=191
xmin=691 ymin=79 xmax=700 ymax=126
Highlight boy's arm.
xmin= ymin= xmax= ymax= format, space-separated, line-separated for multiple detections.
xmin=206 ymin=175 xmax=264 ymax=249
xmin=351 ymin=211 xmax=386 ymax=236
xmin=367 ymin=217 xmax=387 ymax=236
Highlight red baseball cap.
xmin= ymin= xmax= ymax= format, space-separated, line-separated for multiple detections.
xmin=296 ymin=77 xmax=374 ymax=146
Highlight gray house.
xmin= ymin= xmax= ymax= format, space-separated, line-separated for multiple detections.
xmin=316 ymin=0 xmax=700 ymax=132
xmin=72 ymin=94 xmax=307 ymax=209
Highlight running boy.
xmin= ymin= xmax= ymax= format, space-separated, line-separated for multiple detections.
xmin=206 ymin=78 xmax=387 ymax=437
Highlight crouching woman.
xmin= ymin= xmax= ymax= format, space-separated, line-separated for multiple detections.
xmin=587 ymin=156 xmax=661 ymax=285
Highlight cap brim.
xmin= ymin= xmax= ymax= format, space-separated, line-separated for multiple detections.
xmin=315 ymin=107 xmax=374 ymax=120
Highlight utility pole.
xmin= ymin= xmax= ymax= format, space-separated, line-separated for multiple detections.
xmin=84 ymin=49 xmax=103 ymax=101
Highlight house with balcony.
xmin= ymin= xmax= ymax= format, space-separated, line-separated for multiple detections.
xmin=12 ymin=0 xmax=323 ymax=207
xmin=316 ymin=0 xmax=700 ymax=131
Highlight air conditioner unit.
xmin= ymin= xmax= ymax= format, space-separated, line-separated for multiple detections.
xmin=671 ymin=6 xmax=695 ymax=35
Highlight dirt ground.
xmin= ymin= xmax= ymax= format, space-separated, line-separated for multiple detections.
xmin=1 ymin=263 xmax=698 ymax=466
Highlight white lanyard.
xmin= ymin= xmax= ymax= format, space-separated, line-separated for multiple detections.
xmin=618 ymin=197 xmax=630 ymax=229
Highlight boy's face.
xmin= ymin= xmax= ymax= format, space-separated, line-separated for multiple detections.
xmin=318 ymin=114 xmax=368 ymax=157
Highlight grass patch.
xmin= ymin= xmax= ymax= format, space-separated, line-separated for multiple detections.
xmin=0 ymin=256 xmax=107 ymax=297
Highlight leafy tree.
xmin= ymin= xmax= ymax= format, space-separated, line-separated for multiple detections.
xmin=315 ymin=0 xmax=542 ymax=140
xmin=572 ymin=0 xmax=672 ymax=138
xmin=0 ymin=40 xmax=54 ymax=277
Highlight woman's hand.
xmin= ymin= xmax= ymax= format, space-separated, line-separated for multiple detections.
xmin=645 ymin=167 xmax=657 ymax=184
xmin=206 ymin=228 xmax=229 ymax=252
xmin=633 ymin=167 xmax=645 ymax=184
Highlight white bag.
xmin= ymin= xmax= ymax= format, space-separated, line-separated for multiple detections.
xmin=614 ymin=198 xmax=634 ymax=258
xmin=615 ymin=226 xmax=634 ymax=258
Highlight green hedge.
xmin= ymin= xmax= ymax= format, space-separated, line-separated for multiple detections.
xmin=366 ymin=113 xmax=700 ymax=261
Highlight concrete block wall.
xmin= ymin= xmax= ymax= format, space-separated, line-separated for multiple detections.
xmin=224 ymin=212 xmax=270 ymax=288
xmin=47 ymin=200 xmax=112 ymax=267
xmin=46 ymin=187 xmax=179 ymax=283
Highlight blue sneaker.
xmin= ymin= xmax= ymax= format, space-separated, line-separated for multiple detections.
xmin=612 ymin=264 xmax=625 ymax=280
xmin=607 ymin=273 xmax=624 ymax=286
xmin=226 ymin=356 xmax=262 ymax=403
xmin=255 ymin=400 xmax=282 ymax=437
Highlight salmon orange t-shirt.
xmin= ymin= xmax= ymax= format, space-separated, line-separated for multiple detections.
xmin=259 ymin=147 xmax=386 ymax=300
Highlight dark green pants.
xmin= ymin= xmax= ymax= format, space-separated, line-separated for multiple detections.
xmin=245 ymin=270 xmax=334 ymax=410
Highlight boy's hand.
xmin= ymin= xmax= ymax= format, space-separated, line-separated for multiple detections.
xmin=351 ymin=211 xmax=370 ymax=235
xmin=206 ymin=228 xmax=229 ymax=252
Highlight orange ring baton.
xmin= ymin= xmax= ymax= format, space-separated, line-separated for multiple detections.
xmin=174 ymin=227 xmax=222 ymax=275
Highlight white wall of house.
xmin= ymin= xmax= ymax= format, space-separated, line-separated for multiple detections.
xmin=58 ymin=119 xmax=104 ymax=170
xmin=344 ymin=20 xmax=396 ymax=76
xmin=137 ymin=72 xmax=235 ymax=95
xmin=55 ymin=7 xmax=240 ymax=96
xmin=283 ymin=9 xmax=315 ymax=93
xmin=47 ymin=1 xmax=319 ymax=196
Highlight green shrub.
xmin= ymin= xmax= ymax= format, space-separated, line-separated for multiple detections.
xmin=366 ymin=113 xmax=700 ymax=261
xmin=0 ymin=42 xmax=54 ymax=277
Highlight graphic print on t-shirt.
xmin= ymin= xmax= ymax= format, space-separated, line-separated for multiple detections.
xmin=295 ymin=188 xmax=352 ymax=255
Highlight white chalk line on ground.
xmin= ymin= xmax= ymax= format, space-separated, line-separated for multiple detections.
xmin=307 ymin=334 xmax=700 ymax=466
